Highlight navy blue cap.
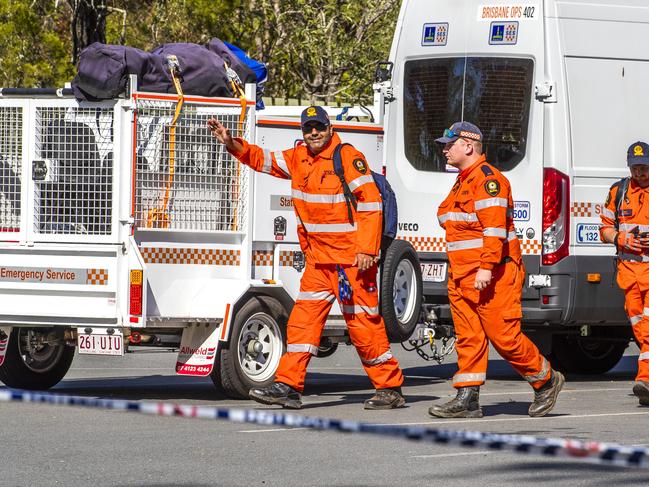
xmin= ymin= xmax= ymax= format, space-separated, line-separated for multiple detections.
xmin=627 ymin=141 xmax=649 ymax=166
xmin=435 ymin=121 xmax=483 ymax=144
xmin=300 ymin=106 xmax=330 ymax=128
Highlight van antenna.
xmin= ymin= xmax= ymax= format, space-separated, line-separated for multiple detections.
xmin=461 ymin=1 xmax=469 ymax=121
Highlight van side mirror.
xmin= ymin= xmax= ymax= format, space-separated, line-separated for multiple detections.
xmin=375 ymin=61 xmax=394 ymax=83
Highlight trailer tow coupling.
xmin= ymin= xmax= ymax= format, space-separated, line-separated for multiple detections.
xmin=401 ymin=309 xmax=456 ymax=364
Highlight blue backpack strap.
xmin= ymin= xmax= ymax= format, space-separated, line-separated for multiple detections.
xmin=333 ymin=143 xmax=357 ymax=224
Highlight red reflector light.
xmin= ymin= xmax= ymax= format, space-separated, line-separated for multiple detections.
xmin=129 ymin=283 xmax=142 ymax=315
xmin=542 ymin=295 xmax=550 ymax=305
xmin=542 ymin=168 xmax=570 ymax=266
xmin=129 ymin=270 xmax=143 ymax=316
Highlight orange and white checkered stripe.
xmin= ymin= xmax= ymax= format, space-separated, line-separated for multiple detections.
xmin=279 ymin=251 xmax=297 ymax=267
xmin=253 ymin=250 xmax=274 ymax=267
xmin=398 ymin=236 xmax=446 ymax=252
xmin=399 ymin=236 xmax=541 ymax=255
xmin=571 ymin=202 xmax=596 ymax=218
xmin=141 ymin=247 xmax=240 ymax=266
xmin=86 ymin=269 xmax=108 ymax=285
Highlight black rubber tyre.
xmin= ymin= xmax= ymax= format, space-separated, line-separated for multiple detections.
xmin=0 ymin=328 xmax=75 ymax=390
xmin=316 ymin=341 xmax=339 ymax=358
xmin=211 ymin=296 xmax=288 ymax=399
xmin=380 ymin=239 xmax=423 ymax=343
xmin=550 ymin=335 xmax=628 ymax=375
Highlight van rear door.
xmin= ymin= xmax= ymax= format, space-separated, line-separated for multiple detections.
xmin=385 ymin=0 xmax=544 ymax=298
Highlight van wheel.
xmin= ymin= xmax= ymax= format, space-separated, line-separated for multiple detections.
xmin=0 ymin=328 xmax=75 ymax=390
xmin=550 ymin=335 xmax=628 ymax=375
xmin=211 ymin=296 xmax=287 ymax=399
xmin=380 ymin=240 xmax=423 ymax=342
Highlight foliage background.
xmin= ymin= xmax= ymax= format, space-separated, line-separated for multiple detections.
xmin=0 ymin=0 xmax=400 ymax=104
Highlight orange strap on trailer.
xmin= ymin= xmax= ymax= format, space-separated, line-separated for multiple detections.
xmin=147 ymin=55 xmax=185 ymax=228
xmin=224 ymin=60 xmax=247 ymax=135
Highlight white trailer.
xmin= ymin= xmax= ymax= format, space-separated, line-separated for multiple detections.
xmin=0 ymin=78 xmax=418 ymax=397
xmin=378 ymin=0 xmax=649 ymax=374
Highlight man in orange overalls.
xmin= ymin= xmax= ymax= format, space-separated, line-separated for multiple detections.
xmin=208 ymin=106 xmax=404 ymax=410
xmin=600 ymin=141 xmax=649 ymax=407
xmin=429 ymin=121 xmax=564 ymax=418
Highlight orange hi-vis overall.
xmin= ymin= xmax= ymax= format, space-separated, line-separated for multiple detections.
xmin=229 ymin=133 xmax=403 ymax=392
xmin=600 ymin=179 xmax=649 ymax=382
xmin=437 ymin=155 xmax=550 ymax=390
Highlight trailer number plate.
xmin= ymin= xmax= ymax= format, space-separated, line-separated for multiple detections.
xmin=78 ymin=331 xmax=124 ymax=356
xmin=421 ymin=263 xmax=447 ymax=282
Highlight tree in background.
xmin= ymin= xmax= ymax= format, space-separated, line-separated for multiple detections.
xmin=0 ymin=0 xmax=399 ymax=103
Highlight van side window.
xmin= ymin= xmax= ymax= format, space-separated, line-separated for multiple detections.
xmin=403 ymin=57 xmax=533 ymax=172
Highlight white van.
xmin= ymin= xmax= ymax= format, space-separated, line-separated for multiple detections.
xmin=379 ymin=0 xmax=649 ymax=373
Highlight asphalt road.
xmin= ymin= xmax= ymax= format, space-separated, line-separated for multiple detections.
xmin=1 ymin=342 xmax=649 ymax=487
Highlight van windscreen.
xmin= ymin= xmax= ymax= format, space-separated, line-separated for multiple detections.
xmin=403 ymin=57 xmax=533 ymax=172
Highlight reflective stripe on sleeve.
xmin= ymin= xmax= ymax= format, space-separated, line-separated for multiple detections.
xmin=341 ymin=304 xmax=379 ymax=316
xmin=362 ymin=350 xmax=393 ymax=366
xmin=348 ymin=175 xmax=375 ymax=191
xmin=600 ymin=207 xmax=615 ymax=220
xmin=296 ymin=291 xmax=336 ymax=302
xmin=630 ymin=314 xmax=644 ymax=325
xmin=508 ymin=231 xmax=518 ymax=241
xmin=523 ymin=357 xmax=550 ymax=384
xmin=483 ymin=227 xmax=507 ymax=238
xmin=287 ymin=343 xmax=318 ymax=355
xmin=438 ymin=212 xmax=479 ymax=224
xmin=447 ymin=238 xmax=483 ymax=251
xmin=292 ymin=189 xmax=346 ymax=204
xmin=619 ymin=223 xmax=649 ymax=233
xmin=301 ymin=221 xmax=357 ymax=233
xmin=357 ymin=202 xmax=382 ymax=212
xmin=262 ymin=149 xmax=273 ymax=174
xmin=273 ymin=151 xmax=290 ymax=177
xmin=639 ymin=352 xmax=649 ymax=361
xmin=474 ymin=197 xmax=508 ymax=210
xmin=452 ymin=373 xmax=486 ymax=385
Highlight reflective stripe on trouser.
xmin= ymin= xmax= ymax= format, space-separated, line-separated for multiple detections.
xmin=448 ymin=260 xmax=551 ymax=389
xmin=622 ymin=276 xmax=649 ymax=382
xmin=274 ymin=263 xmax=403 ymax=392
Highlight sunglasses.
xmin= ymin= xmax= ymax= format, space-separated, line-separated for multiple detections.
xmin=302 ymin=122 xmax=328 ymax=133
xmin=443 ymin=128 xmax=459 ymax=139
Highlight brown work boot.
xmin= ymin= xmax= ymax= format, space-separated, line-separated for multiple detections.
xmin=363 ymin=388 xmax=406 ymax=410
xmin=632 ymin=381 xmax=649 ymax=406
xmin=428 ymin=386 xmax=483 ymax=418
xmin=529 ymin=370 xmax=564 ymax=417
xmin=249 ymin=382 xmax=302 ymax=409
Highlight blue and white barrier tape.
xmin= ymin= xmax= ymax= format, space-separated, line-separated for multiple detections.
xmin=1 ymin=389 xmax=648 ymax=468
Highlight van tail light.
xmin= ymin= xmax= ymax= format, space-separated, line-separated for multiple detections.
xmin=542 ymin=168 xmax=570 ymax=266
xmin=129 ymin=270 xmax=143 ymax=316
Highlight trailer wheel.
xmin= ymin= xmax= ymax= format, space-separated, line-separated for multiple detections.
xmin=0 ymin=328 xmax=75 ymax=390
xmin=550 ymin=335 xmax=628 ymax=375
xmin=380 ymin=240 xmax=423 ymax=342
xmin=211 ymin=296 xmax=287 ymax=399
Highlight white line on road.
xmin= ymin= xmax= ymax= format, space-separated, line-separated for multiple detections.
xmin=411 ymin=451 xmax=494 ymax=459
xmin=381 ymin=410 xmax=649 ymax=427
xmin=240 ymin=427 xmax=308 ymax=433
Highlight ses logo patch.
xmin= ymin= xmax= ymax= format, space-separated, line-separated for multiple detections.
xmin=422 ymin=23 xmax=448 ymax=46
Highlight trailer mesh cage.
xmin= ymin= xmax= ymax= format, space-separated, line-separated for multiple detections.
xmin=34 ymin=106 xmax=114 ymax=235
xmin=0 ymin=107 xmax=23 ymax=233
xmin=134 ymin=99 xmax=249 ymax=232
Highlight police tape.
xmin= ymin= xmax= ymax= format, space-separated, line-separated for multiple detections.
xmin=1 ymin=388 xmax=648 ymax=468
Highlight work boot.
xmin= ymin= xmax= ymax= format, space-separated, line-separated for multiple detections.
xmin=428 ymin=386 xmax=483 ymax=418
xmin=632 ymin=381 xmax=649 ymax=406
xmin=528 ymin=370 xmax=565 ymax=417
xmin=248 ymin=382 xmax=302 ymax=409
xmin=363 ymin=388 xmax=406 ymax=410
